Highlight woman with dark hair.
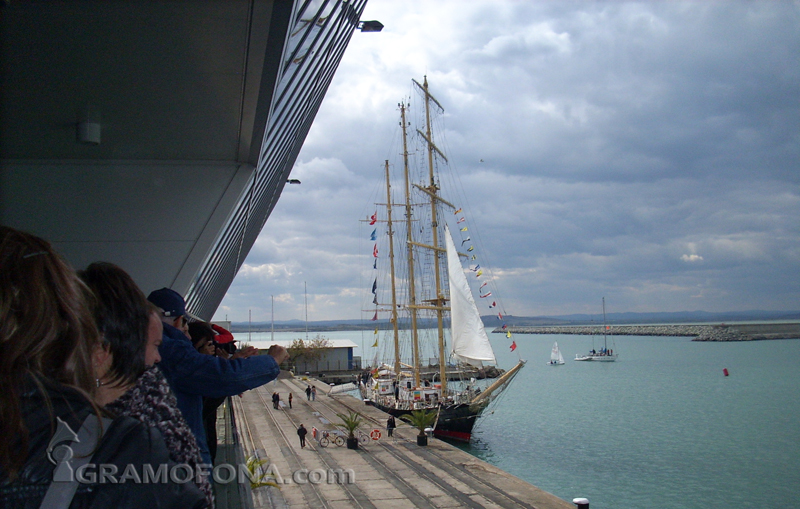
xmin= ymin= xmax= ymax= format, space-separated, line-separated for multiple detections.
xmin=0 ymin=226 xmax=205 ymax=508
xmin=80 ymin=262 xmax=213 ymax=506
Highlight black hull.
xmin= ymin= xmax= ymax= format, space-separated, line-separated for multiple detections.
xmin=366 ymin=400 xmax=483 ymax=442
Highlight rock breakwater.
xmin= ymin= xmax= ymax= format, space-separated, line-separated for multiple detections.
xmin=497 ymin=323 xmax=800 ymax=341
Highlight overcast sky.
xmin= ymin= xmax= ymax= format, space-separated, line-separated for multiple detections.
xmin=213 ymin=1 xmax=800 ymax=323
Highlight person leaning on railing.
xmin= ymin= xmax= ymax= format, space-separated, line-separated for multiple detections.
xmin=0 ymin=226 xmax=206 ymax=509
xmin=148 ymin=287 xmax=290 ymax=466
xmin=79 ymin=262 xmax=213 ymax=507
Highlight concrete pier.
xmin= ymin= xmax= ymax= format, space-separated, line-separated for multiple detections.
xmin=499 ymin=322 xmax=800 ymax=341
xmin=231 ymin=376 xmax=573 ymax=509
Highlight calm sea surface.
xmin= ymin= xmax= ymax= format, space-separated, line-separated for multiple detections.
xmin=245 ymin=328 xmax=800 ymax=508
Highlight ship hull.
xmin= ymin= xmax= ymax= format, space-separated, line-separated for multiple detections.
xmin=364 ymin=398 xmax=482 ymax=442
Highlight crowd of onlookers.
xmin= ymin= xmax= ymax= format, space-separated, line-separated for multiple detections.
xmin=0 ymin=226 xmax=289 ymax=508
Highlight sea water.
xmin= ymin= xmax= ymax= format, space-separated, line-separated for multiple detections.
xmin=243 ymin=328 xmax=800 ymax=508
xmin=470 ymin=332 xmax=800 ymax=509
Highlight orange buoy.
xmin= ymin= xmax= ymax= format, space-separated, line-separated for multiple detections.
xmin=723 ymin=368 xmax=729 ymax=376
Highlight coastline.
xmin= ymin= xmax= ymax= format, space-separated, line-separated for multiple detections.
xmin=499 ymin=322 xmax=800 ymax=341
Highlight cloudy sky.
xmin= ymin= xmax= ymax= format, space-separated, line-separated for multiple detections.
xmin=213 ymin=1 xmax=800 ymax=323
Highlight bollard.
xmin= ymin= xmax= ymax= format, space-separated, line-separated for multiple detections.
xmin=572 ymin=497 xmax=589 ymax=508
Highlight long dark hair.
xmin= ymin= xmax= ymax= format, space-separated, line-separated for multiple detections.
xmin=0 ymin=226 xmax=99 ymax=477
xmin=78 ymin=262 xmax=149 ymax=388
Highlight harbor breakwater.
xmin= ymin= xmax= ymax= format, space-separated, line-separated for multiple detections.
xmin=497 ymin=322 xmax=800 ymax=341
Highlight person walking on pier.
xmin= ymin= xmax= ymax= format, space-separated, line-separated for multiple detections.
xmin=387 ymin=416 xmax=396 ymax=438
xmin=311 ymin=385 xmax=317 ymax=401
xmin=297 ymin=424 xmax=308 ymax=448
xmin=288 ymin=392 xmax=293 ymax=409
xmin=305 ymin=385 xmax=312 ymax=400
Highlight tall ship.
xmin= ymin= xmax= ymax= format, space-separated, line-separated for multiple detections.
xmin=360 ymin=77 xmax=526 ymax=442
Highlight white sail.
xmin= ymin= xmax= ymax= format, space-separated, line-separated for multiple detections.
xmin=445 ymin=224 xmax=497 ymax=366
xmin=549 ymin=341 xmax=565 ymax=365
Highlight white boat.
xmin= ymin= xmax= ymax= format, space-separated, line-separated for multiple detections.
xmin=359 ymin=77 xmax=526 ymax=442
xmin=575 ymin=297 xmax=618 ymax=362
xmin=547 ymin=342 xmax=565 ymax=365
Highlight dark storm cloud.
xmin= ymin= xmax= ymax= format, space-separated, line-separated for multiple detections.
xmin=215 ymin=1 xmax=800 ymax=322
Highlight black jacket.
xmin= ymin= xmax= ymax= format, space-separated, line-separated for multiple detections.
xmin=0 ymin=377 xmax=206 ymax=509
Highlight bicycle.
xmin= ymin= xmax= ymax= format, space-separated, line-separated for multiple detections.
xmin=317 ymin=430 xmax=344 ymax=448
xmin=356 ymin=430 xmax=370 ymax=446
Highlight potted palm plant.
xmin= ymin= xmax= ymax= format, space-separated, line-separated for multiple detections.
xmin=401 ymin=409 xmax=438 ymax=446
xmin=336 ymin=411 xmax=364 ymax=449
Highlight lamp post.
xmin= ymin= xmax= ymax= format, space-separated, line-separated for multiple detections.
xmin=357 ymin=20 xmax=384 ymax=32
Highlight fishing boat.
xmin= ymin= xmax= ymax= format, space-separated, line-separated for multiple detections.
xmin=547 ymin=342 xmax=565 ymax=365
xmin=575 ymin=297 xmax=618 ymax=362
xmin=359 ymin=77 xmax=526 ymax=442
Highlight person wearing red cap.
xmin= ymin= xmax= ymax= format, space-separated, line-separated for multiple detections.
xmin=148 ymin=288 xmax=289 ymax=466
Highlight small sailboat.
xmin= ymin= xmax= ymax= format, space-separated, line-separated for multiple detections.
xmin=575 ymin=297 xmax=618 ymax=362
xmin=547 ymin=342 xmax=565 ymax=365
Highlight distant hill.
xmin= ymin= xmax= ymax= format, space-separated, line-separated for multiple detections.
xmin=534 ymin=310 xmax=800 ymax=325
xmin=229 ymin=310 xmax=800 ymax=332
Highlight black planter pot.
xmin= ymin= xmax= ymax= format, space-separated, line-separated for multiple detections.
xmin=417 ymin=435 xmax=428 ymax=446
xmin=346 ymin=437 xmax=359 ymax=450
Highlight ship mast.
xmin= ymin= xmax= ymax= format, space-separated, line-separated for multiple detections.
xmin=400 ymin=102 xmax=421 ymax=387
xmin=412 ymin=76 xmax=451 ymax=394
xmin=384 ymin=161 xmax=401 ymax=375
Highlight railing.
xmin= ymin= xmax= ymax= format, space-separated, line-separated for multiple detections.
xmin=215 ymin=397 xmax=254 ymax=509
xmin=294 ymin=359 xmax=362 ymax=372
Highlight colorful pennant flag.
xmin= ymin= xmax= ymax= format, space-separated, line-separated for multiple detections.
xmin=372 ymin=338 xmax=378 ymax=347
xmin=371 ymin=278 xmax=377 ymax=294
xmin=480 ymin=292 xmax=492 ymax=298
xmin=471 ymin=255 xmax=477 ymax=260
xmin=502 ymin=323 xmax=507 ymax=330
xmin=460 ymin=226 xmax=468 ymax=232
xmin=370 ymin=228 xmax=376 ymax=241
xmin=457 ymin=217 xmax=465 ymax=224
xmin=374 ymin=328 xmax=378 ymax=335
xmin=508 ymin=332 xmax=514 ymax=342
xmin=373 ymin=258 xmax=377 ymax=269
xmin=471 ymin=265 xmax=481 ymax=272
xmin=373 ymin=244 xmax=378 ymax=258
xmin=489 ymin=301 xmax=496 ymax=308
xmin=461 ymin=237 xmax=471 ymax=245
xmin=480 ymin=282 xmax=488 ymax=289
xmin=468 ymin=246 xmax=474 ymax=252
xmin=454 ymin=208 xmax=462 ymax=215
xmin=369 ymin=212 xmax=377 ymax=225
xmin=373 ymin=294 xmax=378 ymax=305
xmin=371 ymin=311 xmax=377 ymax=321
xmin=498 ymin=312 xmax=503 ymax=320
xmin=476 ymin=269 xmax=483 ymax=277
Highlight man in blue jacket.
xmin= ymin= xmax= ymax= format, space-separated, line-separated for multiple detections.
xmin=148 ymin=288 xmax=289 ymax=465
